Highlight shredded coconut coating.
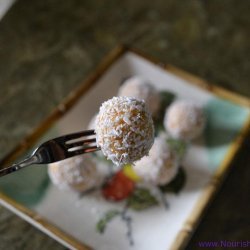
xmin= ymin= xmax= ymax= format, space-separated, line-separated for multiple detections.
xmin=118 ymin=76 xmax=160 ymax=117
xmin=48 ymin=154 xmax=102 ymax=192
xmin=132 ymin=135 xmax=179 ymax=185
xmin=164 ymin=100 xmax=205 ymax=141
xmin=95 ymin=96 xmax=154 ymax=166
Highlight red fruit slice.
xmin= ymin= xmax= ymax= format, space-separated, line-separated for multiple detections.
xmin=102 ymin=171 xmax=135 ymax=201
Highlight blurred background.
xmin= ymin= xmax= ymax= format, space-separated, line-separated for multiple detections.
xmin=0 ymin=0 xmax=249 ymax=249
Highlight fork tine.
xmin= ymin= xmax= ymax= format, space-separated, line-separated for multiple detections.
xmin=66 ymin=138 xmax=96 ymax=149
xmin=68 ymin=146 xmax=100 ymax=157
xmin=55 ymin=129 xmax=95 ymax=142
xmin=84 ymin=146 xmax=100 ymax=153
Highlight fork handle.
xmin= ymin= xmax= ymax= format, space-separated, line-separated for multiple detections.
xmin=0 ymin=155 xmax=39 ymax=177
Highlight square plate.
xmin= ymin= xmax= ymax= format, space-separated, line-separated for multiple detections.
xmin=0 ymin=46 xmax=249 ymax=250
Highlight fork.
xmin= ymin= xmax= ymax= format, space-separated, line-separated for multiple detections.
xmin=0 ymin=129 xmax=100 ymax=177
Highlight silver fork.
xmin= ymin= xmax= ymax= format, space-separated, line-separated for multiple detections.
xmin=0 ymin=129 xmax=100 ymax=177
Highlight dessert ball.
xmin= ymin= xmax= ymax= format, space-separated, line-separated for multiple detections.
xmin=132 ymin=135 xmax=179 ymax=185
xmin=164 ymin=100 xmax=205 ymax=141
xmin=118 ymin=76 xmax=160 ymax=117
xmin=48 ymin=154 xmax=102 ymax=192
xmin=95 ymin=96 xmax=154 ymax=166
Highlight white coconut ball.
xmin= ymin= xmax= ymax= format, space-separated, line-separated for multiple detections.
xmin=118 ymin=76 xmax=160 ymax=117
xmin=48 ymin=154 xmax=102 ymax=192
xmin=132 ymin=135 xmax=179 ymax=185
xmin=95 ymin=96 xmax=154 ymax=166
xmin=164 ymin=100 xmax=205 ymax=141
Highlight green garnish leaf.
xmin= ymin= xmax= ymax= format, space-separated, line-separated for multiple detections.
xmin=154 ymin=91 xmax=176 ymax=136
xmin=160 ymin=91 xmax=176 ymax=110
xmin=166 ymin=138 xmax=187 ymax=159
xmin=154 ymin=119 xmax=165 ymax=136
xmin=127 ymin=188 xmax=158 ymax=211
xmin=96 ymin=210 xmax=120 ymax=233
xmin=159 ymin=167 xmax=186 ymax=194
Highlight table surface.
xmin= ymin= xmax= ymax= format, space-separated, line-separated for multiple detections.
xmin=0 ymin=0 xmax=249 ymax=249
